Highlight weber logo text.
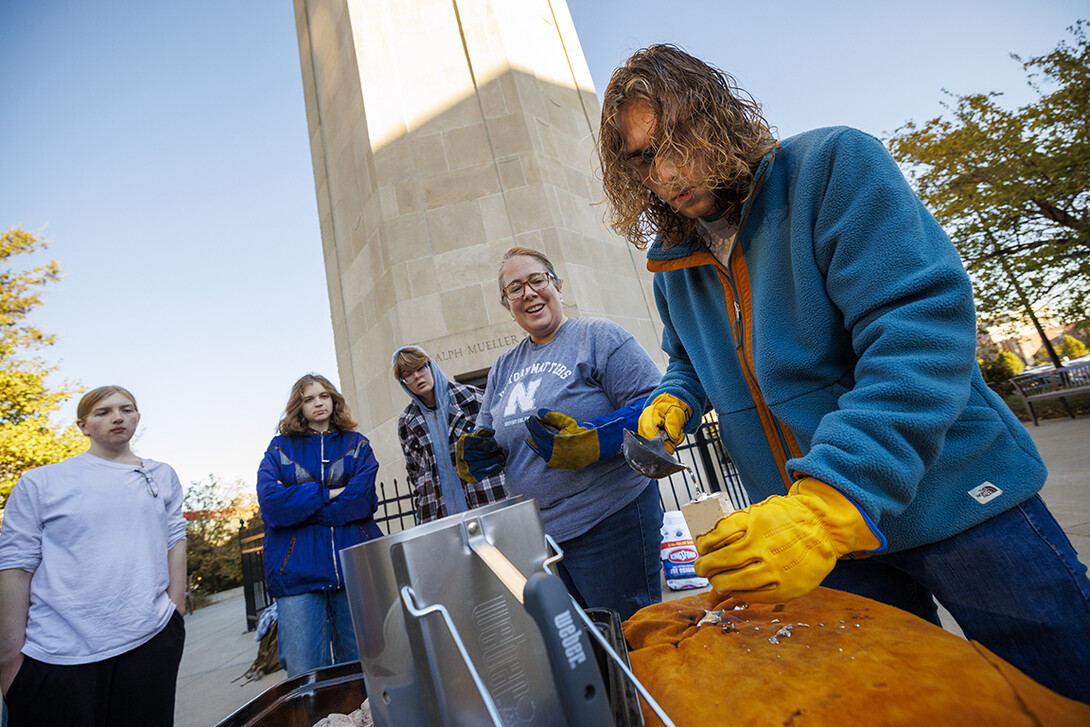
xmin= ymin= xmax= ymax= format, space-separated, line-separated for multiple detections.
xmin=553 ymin=610 xmax=586 ymax=669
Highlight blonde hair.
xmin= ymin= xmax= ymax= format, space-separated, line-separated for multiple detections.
xmin=599 ymin=44 xmax=777 ymax=249
xmin=393 ymin=347 xmax=431 ymax=381
xmin=77 ymin=386 xmax=137 ymax=422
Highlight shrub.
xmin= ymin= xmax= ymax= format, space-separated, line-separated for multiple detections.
xmin=1060 ymin=334 xmax=1089 ymax=360
xmin=184 ymin=476 xmax=258 ymax=600
xmin=186 ymin=520 xmax=244 ymax=596
xmin=979 ymin=350 xmax=1024 ymax=384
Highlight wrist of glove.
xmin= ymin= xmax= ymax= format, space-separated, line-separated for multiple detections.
xmin=693 ymin=478 xmax=884 ymax=603
xmin=526 ymin=399 xmax=643 ymax=470
xmin=637 ymin=393 xmax=693 ymax=454
xmin=455 ymin=428 xmax=506 ymax=484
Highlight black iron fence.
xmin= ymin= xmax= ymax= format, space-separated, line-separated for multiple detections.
xmin=656 ymin=415 xmax=750 ymax=511
xmin=239 ymin=419 xmax=749 ymax=630
xmin=239 ymin=522 xmax=270 ymax=632
xmin=373 ymin=478 xmax=418 ymax=533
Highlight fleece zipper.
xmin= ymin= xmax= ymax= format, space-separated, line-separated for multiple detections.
xmin=321 ymin=432 xmax=341 ymax=588
xmin=655 ymin=150 xmax=799 ymax=490
xmin=712 ymin=249 xmax=798 ymax=490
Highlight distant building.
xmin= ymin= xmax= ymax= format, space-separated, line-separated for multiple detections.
xmin=978 ymin=303 xmax=1085 ymax=365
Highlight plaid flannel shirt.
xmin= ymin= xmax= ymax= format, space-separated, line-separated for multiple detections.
xmin=397 ymin=381 xmax=507 ymax=524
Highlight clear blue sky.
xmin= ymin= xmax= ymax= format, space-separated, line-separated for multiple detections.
xmin=1 ymin=0 xmax=1082 ymax=491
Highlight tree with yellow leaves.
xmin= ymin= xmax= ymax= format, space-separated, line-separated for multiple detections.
xmin=0 ymin=228 xmax=85 ymax=509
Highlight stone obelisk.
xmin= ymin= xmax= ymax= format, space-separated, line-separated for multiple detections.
xmin=293 ymin=0 xmax=664 ymax=484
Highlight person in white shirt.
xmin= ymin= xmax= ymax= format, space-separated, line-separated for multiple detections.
xmin=0 ymin=385 xmax=187 ymax=726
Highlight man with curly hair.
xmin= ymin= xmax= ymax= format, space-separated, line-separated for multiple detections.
xmin=598 ymin=43 xmax=1089 ymax=704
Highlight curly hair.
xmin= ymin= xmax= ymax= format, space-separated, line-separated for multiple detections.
xmin=599 ymin=44 xmax=777 ymax=249
xmin=278 ymin=374 xmax=358 ymax=436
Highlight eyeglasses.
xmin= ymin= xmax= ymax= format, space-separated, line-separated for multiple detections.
xmin=624 ymin=144 xmax=658 ymax=175
xmin=400 ymin=365 xmax=429 ymax=383
xmin=502 ymin=272 xmax=555 ymax=300
xmin=136 ymin=466 xmax=159 ymax=498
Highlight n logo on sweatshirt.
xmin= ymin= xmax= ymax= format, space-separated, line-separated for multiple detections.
xmin=504 ymin=379 xmax=541 ymax=417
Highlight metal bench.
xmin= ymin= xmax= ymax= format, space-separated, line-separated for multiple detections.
xmin=1010 ymin=360 xmax=1090 ymax=426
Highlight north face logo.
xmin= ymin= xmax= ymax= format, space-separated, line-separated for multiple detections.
xmin=504 ymin=379 xmax=541 ymax=417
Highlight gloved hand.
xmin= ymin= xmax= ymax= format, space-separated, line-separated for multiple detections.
xmin=525 ymin=399 xmax=644 ymax=470
xmin=637 ymin=393 xmax=693 ymax=454
xmin=455 ymin=428 xmax=506 ymax=484
xmin=693 ymin=478 xmax=885 ymax=603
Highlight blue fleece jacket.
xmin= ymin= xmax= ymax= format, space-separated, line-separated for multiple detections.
xmin=646 ymin=126 xmax=1045 ymax=553
xmin=256 ymin=430 xmax=382 ymax=597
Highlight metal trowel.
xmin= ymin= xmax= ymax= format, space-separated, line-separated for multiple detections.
xmin=622 ymin=429 xmax=690 ymax=479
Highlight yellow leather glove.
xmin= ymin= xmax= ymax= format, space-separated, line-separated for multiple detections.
xmin=693 ymin=478 xmax=884 ymax=603
xmin=637 ymin=393 xmax=693 ymax=454
xmin=525 ymin=410 xmax=601 ymax=470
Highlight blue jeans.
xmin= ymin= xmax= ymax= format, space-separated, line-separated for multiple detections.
xmin=555 ymin=481 xmax=664 ymax=622
xmin=821 ymin=495 xmax=1090 ymax=704
xmin=276 ymin=589 xmax=359 ymax=678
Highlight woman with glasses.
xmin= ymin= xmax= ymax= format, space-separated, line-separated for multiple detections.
xmin=457 ymin=247 xmax=665 ymax=621
xmin=0 ymin=386 xmax=187 ymax=726
xmin=392 ymin=346 xmax=506 ymax=525
xmin=255 ymin=374 xmax=381 ymax=678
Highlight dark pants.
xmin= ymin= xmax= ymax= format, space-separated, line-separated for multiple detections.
xmin=5 ymin=610 xmax=186 ymax=727
xmin=555 ymin=481 xmax=664 ymax=622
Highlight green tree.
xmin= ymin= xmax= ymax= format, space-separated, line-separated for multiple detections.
xmin=0 ymin=228 xmax=85 ymax=508
xmin=184 ymin=475 xmax=259 ymax=597
xmin=1075 ymin=318 xmax=1090 ymax=345
xmin=1060 ymin=333 xmax=1089 ymax=359
xmin=887 ymin=22 xmax=1090 ymax=347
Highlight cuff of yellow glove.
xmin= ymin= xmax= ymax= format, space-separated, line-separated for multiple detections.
xmin=789 ymin=478 xmax=886 ymax=555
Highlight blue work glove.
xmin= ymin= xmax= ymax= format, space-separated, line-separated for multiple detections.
xmin=455 ymin=428 xmax=506 ymax=484
xmin=525 ymin=399 xmax=645 ymax=470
